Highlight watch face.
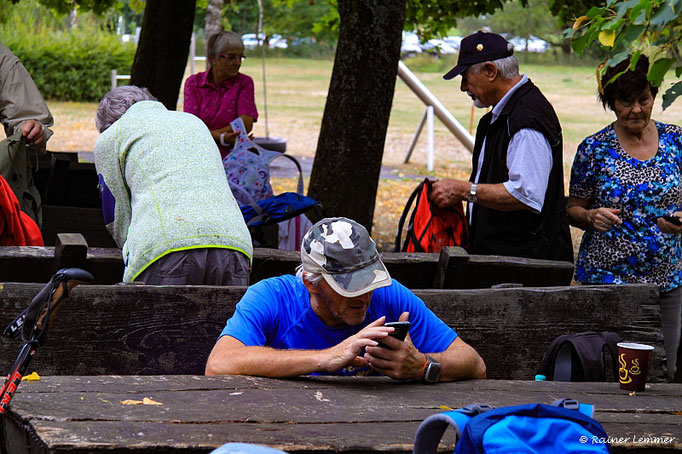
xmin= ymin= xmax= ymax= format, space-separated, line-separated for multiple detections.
xmin=425 ymin=361 xmax=441 ymax=382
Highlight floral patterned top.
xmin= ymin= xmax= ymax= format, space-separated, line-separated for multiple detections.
xmin=569 ymin=121 xmax=682 ymax=292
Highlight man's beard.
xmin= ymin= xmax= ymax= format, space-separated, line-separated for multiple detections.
xmin=473 ymin=97 xmax=487 ymax=108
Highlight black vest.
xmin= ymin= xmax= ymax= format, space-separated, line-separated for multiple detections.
xmin=469 ymin=79 xmax=573 ymax=262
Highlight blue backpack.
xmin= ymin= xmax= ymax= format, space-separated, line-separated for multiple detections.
xmin=413 ymin=399 xmax=611 ymax=454
xmin=240 ymin=192 xmax=321 ymax=227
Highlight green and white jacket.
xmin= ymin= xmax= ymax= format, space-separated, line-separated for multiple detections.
xmin=94 ymin=100 xmax=253 ymax=282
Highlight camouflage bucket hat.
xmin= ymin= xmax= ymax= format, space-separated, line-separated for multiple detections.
xmin=301 ymin=217 xmax=392 ymax=297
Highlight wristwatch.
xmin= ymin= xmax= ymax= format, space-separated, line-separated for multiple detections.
xmin=423 ymin=355 xmax=441 ymax=383
xmin=466 ymin=183 xmax=478 ymax=203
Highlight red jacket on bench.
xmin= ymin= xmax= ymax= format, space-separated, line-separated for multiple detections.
xmin=0 ymin=175 xmax=43 ymax=246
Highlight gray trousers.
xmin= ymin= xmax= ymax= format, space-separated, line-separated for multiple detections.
xmin=135 ymin=248 xmax=250 ymax=286
xmin=659 ymin=287 xmax=682 ymax=382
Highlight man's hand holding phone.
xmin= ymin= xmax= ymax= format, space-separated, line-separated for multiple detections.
xmin=375 ymin=321 xmax=410 ymax=349
xmin=364 ymin=312 xmax=428 ymax=380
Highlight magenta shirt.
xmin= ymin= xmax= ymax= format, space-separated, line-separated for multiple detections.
xmin=183 ymin=70 xmax=259 ymax=159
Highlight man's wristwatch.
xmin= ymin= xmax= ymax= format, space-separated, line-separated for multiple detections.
xmin=466 ymin=183 xmax=478 ymax=203
xmin=422 ymin=355 xmax=441 ymax=383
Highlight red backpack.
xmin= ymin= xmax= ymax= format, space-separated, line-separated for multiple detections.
xmin=394 ymin=179 xmax=469 ymax=253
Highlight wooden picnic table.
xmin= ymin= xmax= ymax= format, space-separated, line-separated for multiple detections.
xmin=2 ymin=376 xmax=680 ymax=453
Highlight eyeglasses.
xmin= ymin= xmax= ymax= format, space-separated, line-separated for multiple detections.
xmin=218 ymin=53 xmax=246 ymax=62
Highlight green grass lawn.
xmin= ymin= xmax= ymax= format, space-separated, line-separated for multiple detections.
xmin=35 ymin=56 xmax=682 ymax=168
xmin=237 ymin=57 xmax=681 ymax=169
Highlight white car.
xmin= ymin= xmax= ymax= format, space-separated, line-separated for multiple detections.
xmin=242 ymin=33 xmax=265 ymax=50
xmin=421 ymin=39 xmax=457 ymax=55
xmin=268 ymin=34 xmax=288 ymax=49
xmin=508 ymin=35 xmax=550 ymax=53
xmin=443 ymin=36 xmax=462 ymax=50
xmin=526 ymin=36 xmax=551 ymax=53
xmin=401 ymin=31 xmax=422 ymax=55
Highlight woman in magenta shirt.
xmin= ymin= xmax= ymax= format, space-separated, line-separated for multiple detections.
xmin=184 ymin=31 xmax=259 ymax=159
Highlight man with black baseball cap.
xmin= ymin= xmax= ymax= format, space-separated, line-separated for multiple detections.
xmin=431 ymin=31 xmax=573 ymax=262
xmin=206 ymin=217 xmax=486 ymax=382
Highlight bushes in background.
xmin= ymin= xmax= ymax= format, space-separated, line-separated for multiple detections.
xmin=1 ymin=22 xmax=135 ymax=102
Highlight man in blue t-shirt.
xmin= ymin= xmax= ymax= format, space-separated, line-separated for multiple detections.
xmin=206 ymin=217 xmax=486 ymax=382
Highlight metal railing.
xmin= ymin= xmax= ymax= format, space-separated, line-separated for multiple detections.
xmin=397 ymin=60 xmax=474 ymax=171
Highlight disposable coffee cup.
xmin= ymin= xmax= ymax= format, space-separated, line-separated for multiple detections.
xmin=617 ymin=342 xmax=654 ymax=392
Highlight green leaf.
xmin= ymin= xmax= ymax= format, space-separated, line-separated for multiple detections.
xmin=586 ymin=6 xmax=606 ymax=18
xmin=617 ymin=24 xmax=646 ymax=44
xmin=606 ymin=51 xmax=630 ymax=67
xmin=629 ymin=51 xmax=641 ymax=70
xmin=661 ymin=81 xmax=682 ymax=110
xmin=563 ymin=26 xmax=576 ymax=40
xmin=650 ymin=0 xmax=677 ymax=28
xmin=629 ymin=4 xmax=648 ymax=24
xmin=615 ymin=0 xmax=640 ymax=19
xmin=605 ymin=69 xmax=629 ymax=89
xmin=602 ymin=18 xmax=624 ymax=30
xmin=570 ymin=32 xmax=591 ymax=54
xmin=648 ymin=57 xmax=674 ymax=86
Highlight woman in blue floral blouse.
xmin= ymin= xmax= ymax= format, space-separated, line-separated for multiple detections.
xmin=567 ymin=56 xmax=682 ymax=382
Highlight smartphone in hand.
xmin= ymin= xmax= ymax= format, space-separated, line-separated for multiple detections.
xmin=658 ymin=215 xmax=682 ymax=226
xmin=376 ymin=321 xmax=411 ymax=350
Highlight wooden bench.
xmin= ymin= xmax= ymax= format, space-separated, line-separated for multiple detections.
xmin=0 ymin=233 xmax=574 ymax=289
xmin=0 ymin=283 xmax=662 ymax=381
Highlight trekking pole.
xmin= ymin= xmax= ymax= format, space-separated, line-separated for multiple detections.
xmin=0 ymin=268 xmax=94 ymax=414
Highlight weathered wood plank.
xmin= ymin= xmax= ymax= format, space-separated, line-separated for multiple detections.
xmin=13 ymin=385 xmax=682 ymax=423
xmin=2 ymin=376 xmax=680 ymax=453
xmin=0 ymin=284 xmax=662 ymax=380
xmin=0 ymin=245 xmax=574 ymax=289
xmin=434 ymin=246 xmax=574 ymax=288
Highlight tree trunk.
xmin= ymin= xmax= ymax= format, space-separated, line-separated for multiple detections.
xmin=130 ymin=0 xmax=196 ymax=110
xmin=205 ymin=0 xmax=224 ymax=39
xmin=307 ymin=0 xmax=406 ymax=233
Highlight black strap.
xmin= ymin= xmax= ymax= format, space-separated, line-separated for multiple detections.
xmin=394 ymin=180 xmax=426 ymax=252
xmin=270 ymin=153 xmax=304 ymax=195
xmin=553 ymin=341 xmax=574 ymax=382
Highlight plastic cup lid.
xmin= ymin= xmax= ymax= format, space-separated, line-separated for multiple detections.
xmin=617 ymin=342 xmax=654 ymax=351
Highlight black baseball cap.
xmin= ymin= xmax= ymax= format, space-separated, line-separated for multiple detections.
xmin=443 ymin=31 xmax=513 ymax=80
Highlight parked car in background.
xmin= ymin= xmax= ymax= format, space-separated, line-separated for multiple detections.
xmin=443 ymin=36 xmax=462 ymax=50
xmin=242 ymin=33 xmax=265 ymax=49
xmin=268 ymin=34 xmax=288 ymax=49
xmin=420 ymin=38 xmax=457 ymax=55
xmin=401 ymin=31 xmax=422 ymax=56
xmin=507 ymin=35 xmax=551 ymax=53
xmin=524 ymin=36 xmax=551 ymax=52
